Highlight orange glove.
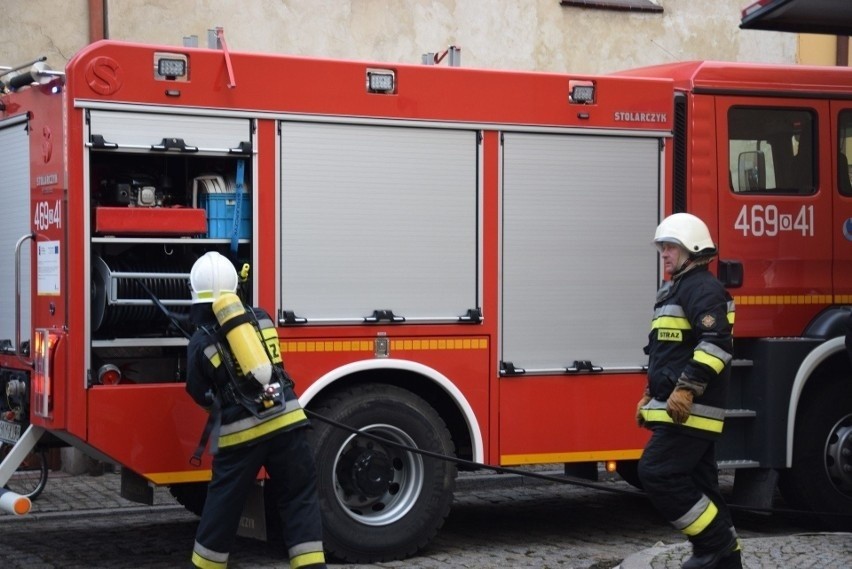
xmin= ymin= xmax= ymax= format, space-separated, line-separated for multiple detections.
xmin=636 ymin=394 xmax=652 ymax=427
xmin=666 ymin=388 xmax=694 ymax=424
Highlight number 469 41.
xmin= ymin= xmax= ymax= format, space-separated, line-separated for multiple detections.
xmin=734 ymin=204 xmax=814 ymax=237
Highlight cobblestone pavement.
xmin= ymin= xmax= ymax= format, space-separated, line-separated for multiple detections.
xmin=0 ymin=467 xmax=850 ymax=568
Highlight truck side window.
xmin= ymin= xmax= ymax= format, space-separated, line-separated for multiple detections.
xmin=838 ymin=110 xmax=852 ymax=196
xmin=728 ymin=107 xmax=816 ymax=195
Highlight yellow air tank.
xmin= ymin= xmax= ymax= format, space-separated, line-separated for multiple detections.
xmin=212 ymin=292 xmax=272 ymax=386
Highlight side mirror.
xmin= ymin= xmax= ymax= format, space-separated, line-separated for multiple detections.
xmin=738 ymin=151 xmax=766 ymax=192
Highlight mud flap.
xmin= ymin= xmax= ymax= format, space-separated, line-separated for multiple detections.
xmin=120 ymin=468 xmax=153 ymax=505
xmin=731 ymin=468 xmax=779 ymax=510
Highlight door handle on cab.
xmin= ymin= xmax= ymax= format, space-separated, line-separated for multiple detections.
xmin=718 ymin=259 xmax=743 ymax=288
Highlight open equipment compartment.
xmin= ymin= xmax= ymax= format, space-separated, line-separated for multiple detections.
xmin=86 ymin=109 xmax=254 ymax=386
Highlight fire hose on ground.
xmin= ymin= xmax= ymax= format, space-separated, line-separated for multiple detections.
xmin=304 ymin=408 xmax=852 ymax=522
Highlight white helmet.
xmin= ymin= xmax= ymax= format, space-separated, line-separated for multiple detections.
xmin=189 ymin=251 xmax=238 ymax=304
xmin=654 ymin=213 xmax=717 ymax=257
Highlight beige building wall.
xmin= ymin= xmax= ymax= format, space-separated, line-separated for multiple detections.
xmin=2 ymin=0 xmax=798 ymax=76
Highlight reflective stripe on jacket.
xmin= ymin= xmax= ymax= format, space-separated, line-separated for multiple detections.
xmin=217 ymin=398 xmax=307 ymax=450
xmin=640 ymin=398 xmax=725 ymax=435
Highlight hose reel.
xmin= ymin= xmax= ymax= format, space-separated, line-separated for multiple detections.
xmin=91 ymin=254 xmax=193 ymax=336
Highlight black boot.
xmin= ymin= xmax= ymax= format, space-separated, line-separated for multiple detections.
xmin=717 ymin=549 xmax=742 ymax=569
xmin=682 ymin=542 xmax=740 ymax=569
xmin=682 ymin=549 xmax=730 ymax=569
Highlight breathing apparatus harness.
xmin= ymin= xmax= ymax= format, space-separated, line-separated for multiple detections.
xmin=204 ymin=314 xmax=289 ymax=412
xmin=189 ymin=300 xmax=294 ymax=465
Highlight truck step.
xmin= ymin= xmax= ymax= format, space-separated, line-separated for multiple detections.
xmin=725 ymin=408 xmax=757 ymax=418
xmin=717 ymin=459 xmax=761 ymax=469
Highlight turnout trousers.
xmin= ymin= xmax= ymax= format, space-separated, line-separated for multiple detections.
xmin=192 ymin=426 xmax=325 ymax=569
xmin=638 ymin=425 xmax=738 ymax=555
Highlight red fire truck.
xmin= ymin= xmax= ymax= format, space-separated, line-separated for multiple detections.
xmin=1 ymin=39 xmax=850 ymax=561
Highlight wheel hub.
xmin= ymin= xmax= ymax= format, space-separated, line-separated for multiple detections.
xmin=330 ymin=423 xmax=425 ymax=526
xmin=825 ymin=413 xmax=852 ymax=497
xmin=336 ymin=441 xmax=394 ymax=498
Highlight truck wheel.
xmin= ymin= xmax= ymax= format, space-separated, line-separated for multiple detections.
xmin=308 ymin=383 xmax=456 ymax=563
xmin=779 ymin=376 xmax=852 ymax=529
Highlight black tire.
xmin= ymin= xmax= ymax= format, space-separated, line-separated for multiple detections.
xmin=169 ymin=482 xmax=208 ymax=516
xmin=0 ymin=443 xmax=49 ymax=501
xmin=778 ymin=376 xmax=852 ymax=529
xmin=308 ymin=383 xmax=456 ymax=563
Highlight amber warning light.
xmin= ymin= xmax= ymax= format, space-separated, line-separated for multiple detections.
xmin=32 ymin=328 xmax=59 ymax=419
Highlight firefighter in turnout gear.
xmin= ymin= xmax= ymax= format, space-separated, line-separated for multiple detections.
xmin=637 ymin=214 xmax=741 ymax=569
xmin=185 ymin=252 xmax=326 ymax=569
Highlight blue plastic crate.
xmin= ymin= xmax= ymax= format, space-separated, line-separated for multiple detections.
xmin=198 ymin=192 xmax=251 ymax=239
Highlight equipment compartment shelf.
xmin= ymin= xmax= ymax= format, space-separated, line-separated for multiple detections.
xmin=92 ymin=237 xmax=250 ymax=244
xmin=92 ymin=338 xmax=189 ymax=348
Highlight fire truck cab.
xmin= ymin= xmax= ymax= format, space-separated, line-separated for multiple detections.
xmin=1 ymin=39 xmax=850 ymax=562
xmin=619 ymin=61 xmax=852 ymax=519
